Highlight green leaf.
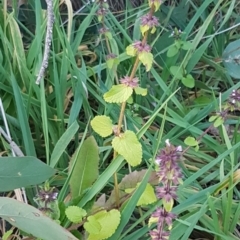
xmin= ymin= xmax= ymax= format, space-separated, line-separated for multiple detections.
xmin=84 ymin=209 xmax=121 ymax=240
xmin=170 ymin=66 xmax=184 ymax=79
xmin=140 ymin=25 xmax=150 ymax=36
xmin=134 ymin=87 xmax=147 ymax=96
xmin=91 ymin=116 xmax=113 ymax=137
xmin=65 ymin=206 xmax=87 ymax=223
xmin=84 ymin=216 xmax=101 ymax=234
xmin=106 ymin=57 xmax=119 ymax=69
xmin=209 ymin=115 xmax=218 ymax=122
xmin=184 ymin=136 xmax=198 ymax=147
xmin=223 ymin=39 xmax=240 ymax=79
xmin=181 ymin=74 xmax=195 ymax=88
xmin=126 ymin=45 xmax=137 ymax=56
xmin=112 ymin=130 xmax=142 ymax=166
xmin=2 ymin=229 xmax=13 ymax=240
xmin=69 ymin=136 xmax=99 ymax=198
xmin=163 ymin=198 xmax=174 ymax=212
xmin=181 ymin=41 xmax=193 ymax=50
xmin=138 ymin=52 xmax=153 ymax=72
xmin=105 ymin=170 xmax=158 ymax=208
xmin=194 ymin=145 xmax=199 ymax=152
xmin=50 ymin=121 xmax=79 ymax=168
xmin=167 ymin=45 xmax=179 ymax=57
xmin=214 ymin=117 xmax=224 ymax=128
xmin=104 ymin=84 xmax=133 ymax=103
xmin=0 ymin=197 xmax=78 ymax=240
xmin=0 ymin=157 xmax=55 ymax=192
xmin=125 ymin=183 xmax=157 ymax=206
xmin=105 ymin=31 xmax=113 ymax=40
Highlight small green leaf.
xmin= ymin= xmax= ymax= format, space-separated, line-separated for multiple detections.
xmin=84 ymin=216 xmax=101 ymax=234
xmin=112 ymin=130 xmax=142 ymax=166
xmin=163 ymin=198 xmax=174 ymax=212
xmin=125 ymin=183 xmax=157 ymax=206
xmin=194 ymin=145 xmax=199 ymax=152
xmin=84 ymin=210 xmax=121 ymax=240
xmin=140 ymin=25 xmax=150 ymax=36
xmin=184 ymin=136 xmax=198 ymax=146
xmin=106 ymin=57 xmax=119 ymax=69
xmin=181 ymin=74 xmax=195 ymax=88
xmin=138 ymin=52 xmax=153 ymax=72
xmin=214 ymin=117 xmax=224 ymax=127
xmin=134 ymin=87 xmax=147 ymax=96
xmin=126 ymin=45 xmax=137 ymax=56
xmin=91 ymin=116 xmax=113 ymax=137
xmin=65 ymin=206 xmax=87 ymax=223
xmin=209 ymin=115 xmax=218 ymax=122
xmin=167 ymin=45 xmax=179 ymax=57
xmin=170 ymin=66 xmax=184 ymax=79
xmin=181 ymin=41 xmax=193 ymax=50
xmin=175 ymin=40 xmax=182 ymax=49
xmin=104 ymin=84 xmax=133 ymax=103
xmin=3 ymin=230 xmax=13 ymax=240
xmin=149 ymin=0 xmax=161 ymax=11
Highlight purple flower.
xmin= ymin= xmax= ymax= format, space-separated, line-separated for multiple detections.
xmin=156 ymin=186 xmax=178 ymax=202
xmin=98 ymin=27 xmax=109 ymax=34
xmin=97 ymin=7 xmax=108 ymax=17
xmin=229 ymin=89 xmax=240 ymax=106
xmin=132 ymin=41 xmax=152 ymax=53
xmin=152 ymin=208 xmax=176 ymax=227
xmin=155 ymin=139 xmax=182 ymax=165
xmin=140 ymin=13 xmax=159 ymax=28
xmin=120 ymin=76 xmax=139 ymax=88
xmin=149 ymin=140 xmax=182 ymax=239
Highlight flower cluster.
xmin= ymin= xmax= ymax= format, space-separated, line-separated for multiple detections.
xmin=149 ymin=140 xmax=182 ymax=240
xmin=120 ymin=76 xmax=139 ymax=88
xmin=228 ymin=89 xmax=240 ymax=109
xmin=140 ymin=13 xmax=159 ymax=35
xmin=95 ymin=0 xmax=109 ymax=22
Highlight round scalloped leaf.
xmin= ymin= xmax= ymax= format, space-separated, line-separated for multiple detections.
xmin=84 ymin=216 xmax=101 ymax=235
xmin=103 ymin=84 xmax=133 ymax=103
xmin=138 ymin=52 xmax=153 ymax=72
xmin=91 ymin=116 xmax=113 ymax=137
xmin=134 ymin=87 xmax=147 ymax=96
xmin=65 ymin=206 xmax=87 ymax=223
xmin=84 ymin=209 xmax=121 ymax=240
xmin=125 ymin=183 xmax=157 ymax=206
xmin=112 ymin=130 xmax=142 ymax=166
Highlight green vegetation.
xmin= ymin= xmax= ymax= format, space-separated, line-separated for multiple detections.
xmin=1 ymin=0 xmax=240 ymax=239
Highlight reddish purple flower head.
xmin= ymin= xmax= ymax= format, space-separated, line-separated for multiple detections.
xmin=132 ymin=41 xmax=152 ymax=53
xmin=120 ymin=76 xmax=139 ymax=88
xmin=140 ymin=13 xmax=159 ymax=28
